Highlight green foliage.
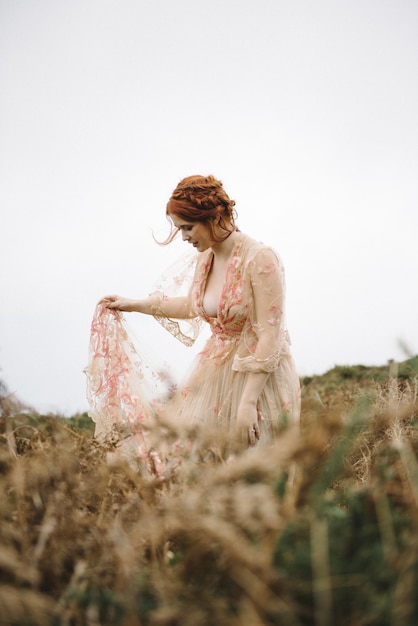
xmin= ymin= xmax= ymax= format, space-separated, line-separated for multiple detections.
xmin=302 ymin=354 xmax=418 ymax=393
xmin=1 ymin=362 xmax=418 ymax=625
xmin=62 ymin=412 xmax=95 ymax=435
xmin=398 ymin=355 xmax=418 ymax=379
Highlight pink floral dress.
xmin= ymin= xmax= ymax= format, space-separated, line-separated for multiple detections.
xmin=167 ymin=232 xmax=301 ymax=443
xmin=85 ymin=233 xmax=300 ymax=468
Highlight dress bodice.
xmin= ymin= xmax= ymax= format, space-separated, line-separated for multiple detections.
xmin=194 ymin=234 xmax=248 ymax=336
xmin=190 ymin=232 xmax=291 ymax=371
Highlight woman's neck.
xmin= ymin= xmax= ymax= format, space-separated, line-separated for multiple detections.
xmin=211 ymin=229 xmax=239 ymax=261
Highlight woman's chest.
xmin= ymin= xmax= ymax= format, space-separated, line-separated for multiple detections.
xmin=202 ymin=259 xmax=229 ymax=317
xmin=196 ymin=255 xmax=248 ymax=321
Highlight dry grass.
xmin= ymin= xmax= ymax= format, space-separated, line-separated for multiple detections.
xmin=1 ymin=368 xmax=418 ymax=625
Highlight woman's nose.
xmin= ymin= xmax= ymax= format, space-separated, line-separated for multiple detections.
xmin=181 ymin=231 xmax=189 ymax=241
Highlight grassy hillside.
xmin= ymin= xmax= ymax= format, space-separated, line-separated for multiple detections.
xmin=0 ymin=356 xmax=417 ymax=625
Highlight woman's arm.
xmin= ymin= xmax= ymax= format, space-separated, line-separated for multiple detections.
xmin=235 ymin=248 xmax=285 ymax=445
xmin=235 ymin=371 xmax=269 ymax=446
xmin=100 ymin=293 xmax=195 ymax=319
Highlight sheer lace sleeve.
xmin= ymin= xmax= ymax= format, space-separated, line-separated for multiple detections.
xmin=150 ymin=249 xmax=203 ymax=346
xmin=233 ymin=247 xmax=290 ymax=373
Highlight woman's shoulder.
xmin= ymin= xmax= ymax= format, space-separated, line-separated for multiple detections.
xmin=239 ymin=233 xmax=280 ymax=262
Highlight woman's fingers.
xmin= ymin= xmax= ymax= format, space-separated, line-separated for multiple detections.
xmin=98 ymin=295 xmax=119 ymax=307
xmin=248 ymin=422 xmax=261 ymax=447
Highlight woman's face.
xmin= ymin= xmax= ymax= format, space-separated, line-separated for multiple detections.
xmin=169 ymin=214 xmax=215 ymax=252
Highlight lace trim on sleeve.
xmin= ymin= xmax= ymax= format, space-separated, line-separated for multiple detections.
xmin=150 ymin=250 xmax=203 ymax=346
xmin=232 ymin=352 xmax=281 ymax=373
xmin=152 ymin=300 xmax=200 ymax=347
xmin=232 ymin=328 xmax=291 ymax=373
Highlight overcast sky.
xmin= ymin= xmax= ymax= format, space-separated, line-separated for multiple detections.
xmin=1 ymin=0 xmax=417 ymax=415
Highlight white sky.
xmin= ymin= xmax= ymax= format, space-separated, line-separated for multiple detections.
xmin=1 ymin=0 xmax=417 ymax=415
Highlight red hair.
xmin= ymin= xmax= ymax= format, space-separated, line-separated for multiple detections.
xmin=162 ymin=175 xmax=237 ymax=244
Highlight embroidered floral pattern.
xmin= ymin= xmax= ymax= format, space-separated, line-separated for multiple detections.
xmin=85 ymin=233 xmax=301 ymax=462
xmin=84 ymin=304 xmax=169 ymax=474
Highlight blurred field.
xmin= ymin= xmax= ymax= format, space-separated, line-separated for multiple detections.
xmin=1 ymin=357 xmax=418 ymax=626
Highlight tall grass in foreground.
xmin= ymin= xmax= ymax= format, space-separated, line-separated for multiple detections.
xmin=1 ymin=374 xmax=418 ymax=625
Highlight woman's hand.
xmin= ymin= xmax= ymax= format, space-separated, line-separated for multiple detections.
xmin=236 ymin=400 xmax=261 ymax=447
xmin=98 ymin=295 xmax=138 ymax=312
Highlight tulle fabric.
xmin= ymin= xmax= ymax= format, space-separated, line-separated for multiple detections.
xmin=84 ymin=304 xmax=172 ymax=474
xmin=166 ymin=346 xmax=300 ymax=447
xmin=85 ymin=233 xmax=301 ymax=473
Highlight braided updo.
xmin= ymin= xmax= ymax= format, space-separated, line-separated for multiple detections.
xmin=164 ymin=175 xmax=237 ymax=244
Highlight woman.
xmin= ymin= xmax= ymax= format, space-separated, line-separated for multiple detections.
xmin=98 ymin=175 xmax=300 ymax=453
